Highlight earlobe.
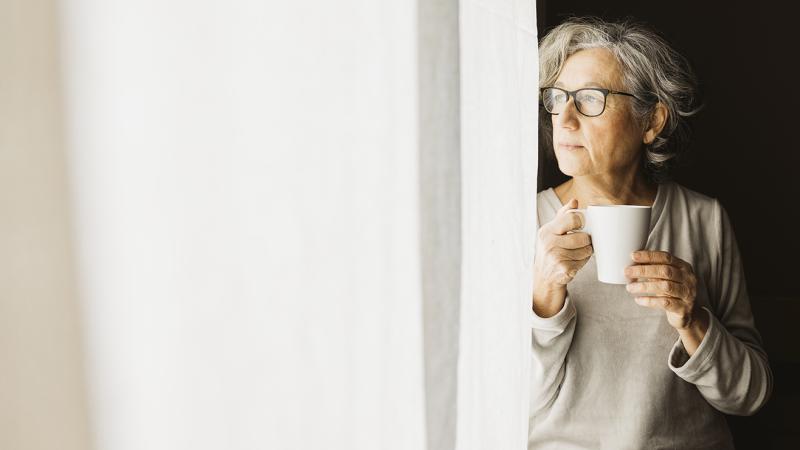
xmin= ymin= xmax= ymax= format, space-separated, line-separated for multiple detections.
xmin=643 ymin=126 xmax=656 ymax=145
xmin=643 ymin=103 xmax=667 ymax=145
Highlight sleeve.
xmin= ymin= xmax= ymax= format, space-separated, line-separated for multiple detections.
xmin=667 ymin=200 xmax=773 ymax=416
xmin=530 ymin=295 xmax=576 ymax=415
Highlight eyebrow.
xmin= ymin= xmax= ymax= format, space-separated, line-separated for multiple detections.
xmin=553 ymin=81 xmax=607 ymax=89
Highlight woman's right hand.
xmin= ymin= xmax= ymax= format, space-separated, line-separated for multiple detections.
xmin=532 ymin=199 xmax=594 ymax=317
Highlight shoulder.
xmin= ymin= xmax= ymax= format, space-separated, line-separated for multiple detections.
xmin=665 ymin=182 xmax=717 ymax=207
xmin=536 ymin=187 xmax=556 ymax=204
xmin=662 ymin=181 xmax=722 ymax=219
xmin=536 ymin=187 xmax=562 ymax=228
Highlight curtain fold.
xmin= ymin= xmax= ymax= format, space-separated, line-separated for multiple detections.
xmin=0 ymin=1 xmax=91 ymax=449
xmin=419 ymin=1 xmax=462 ymax=450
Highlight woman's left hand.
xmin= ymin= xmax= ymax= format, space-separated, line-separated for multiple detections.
xmin=624 ymin=251 xmax=704 ymax=331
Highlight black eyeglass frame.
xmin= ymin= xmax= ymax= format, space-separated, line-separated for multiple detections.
xmin=540 ymin=87 xmax=643 ymax=117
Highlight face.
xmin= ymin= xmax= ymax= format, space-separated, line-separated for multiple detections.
xmin=550 ymin=48 xmax=644 ymax=179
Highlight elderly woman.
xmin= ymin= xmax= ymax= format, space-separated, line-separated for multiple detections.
xmin=530 ymin=18 xmax=772 ymax=449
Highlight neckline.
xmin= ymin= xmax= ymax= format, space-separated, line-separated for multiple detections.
xmin=545 ymin=182 xmax=665 ymax=209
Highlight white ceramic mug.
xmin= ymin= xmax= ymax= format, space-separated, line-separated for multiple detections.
xmin=569 ymin=205 xmax=651 ymax=284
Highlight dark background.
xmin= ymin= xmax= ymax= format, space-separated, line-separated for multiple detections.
xmin=536 ymin=1 xmax=800 ymax=448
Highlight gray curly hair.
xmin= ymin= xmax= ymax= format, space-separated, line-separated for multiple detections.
xmin=539 ymin=17 xmax=701 ymax=182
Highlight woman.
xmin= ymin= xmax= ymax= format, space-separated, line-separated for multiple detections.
xmin=530 ymin=18 xmax=772 ymax=449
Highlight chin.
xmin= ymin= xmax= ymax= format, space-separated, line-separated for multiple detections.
xmin=555 ymin=150 xmax=589 ymax=177
xmin=554 ymin=156 xmax=588 ymax=178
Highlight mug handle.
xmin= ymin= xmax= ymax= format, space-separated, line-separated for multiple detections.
xmin=566 ymin=208 xmax=591 ymax=235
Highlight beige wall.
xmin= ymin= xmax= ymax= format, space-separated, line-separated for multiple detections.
xmin=0 ymin=1 xmax=91 ymax=449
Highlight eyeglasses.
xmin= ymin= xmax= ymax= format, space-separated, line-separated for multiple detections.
xmin=540 ymin=87 xmax=642 ymax=117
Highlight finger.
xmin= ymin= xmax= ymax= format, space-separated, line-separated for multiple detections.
xmin=552 ymin=232 xmax=592 ymax=250
xmin=549 ymin=210 xmax=584 ymax=236
xmin=539 ymin=199 xmax=582 ymax=236
xmin=631 ymin=251 xmax=690 ymax=270
xmin=631 ymin=250 xmax=673 ymax=265
xmin=558 ymin=198 xmax=578 ymax=214
xmin=540 ymin=213 xmax=583 ymax=236
xmin=554 ymin=244 xmax=594 ymax=261
xmin=633 ymin=296 xmax=684 ymax=313
xmin=624 ymin=264 xmax=681 ymax=281
xmin=626 ymin=280 xmax=689 ymax=298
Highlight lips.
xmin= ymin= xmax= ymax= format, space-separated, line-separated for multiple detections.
xmin=555 ymin=137 xmax=583 ymax=146
xmin=557 ymin=142 xmax=584 ymax=150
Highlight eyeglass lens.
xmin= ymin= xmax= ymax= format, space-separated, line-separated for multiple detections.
xmin=542 ymin=88 xmax=606 ymax=116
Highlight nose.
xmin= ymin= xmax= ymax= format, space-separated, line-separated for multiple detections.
xmin=554 ymin=96 xmax=579 ymax=130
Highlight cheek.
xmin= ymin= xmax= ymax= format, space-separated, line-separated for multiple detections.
xmin=582 ymin=123 xmax=613 ymax=153
xmin=588 ymin=116 xmax=640 ymax=156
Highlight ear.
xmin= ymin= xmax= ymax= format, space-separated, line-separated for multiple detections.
xmin=643 ymin=102 xmax=668 ymax=145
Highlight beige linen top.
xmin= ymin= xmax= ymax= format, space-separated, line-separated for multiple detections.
xmin=529 ymin=181 xmax=772 ymax=450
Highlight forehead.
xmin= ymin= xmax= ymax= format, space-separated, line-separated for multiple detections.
xmin=554 ymin=47 xmax=624 ymax=89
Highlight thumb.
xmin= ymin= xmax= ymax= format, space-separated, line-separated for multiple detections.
xmin=558 ymin=198 xmax=578 ymax=215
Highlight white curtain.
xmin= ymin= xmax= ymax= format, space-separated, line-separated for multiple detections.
xmin=457 ymin=1 xmax=539 ymax=449
xmin=0 ymin=0 xmax=543 ymax=449
xmin=60 ymin=1 xmax=427 ymax=449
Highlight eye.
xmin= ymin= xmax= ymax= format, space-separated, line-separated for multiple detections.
xmin=576 ymin=90 xmax=604 ymax=105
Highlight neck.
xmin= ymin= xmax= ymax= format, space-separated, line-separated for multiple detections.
xmin=558 ymin=171 xmax=657 ymax=208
